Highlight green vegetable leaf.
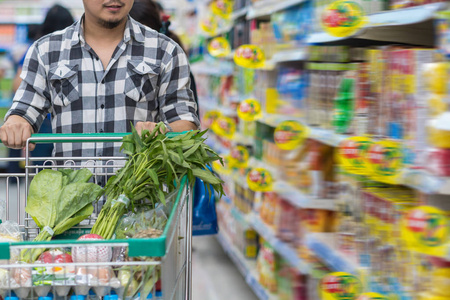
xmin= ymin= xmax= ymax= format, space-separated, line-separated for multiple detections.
xmin=168 ymin=150 xmax=190 ymax=168
xmin=61 ymin=168 xmax=93 ymax=184
xmin=192 ymin=169 xmax=223 ymax=185
xmin=55 ymin=182 xmax=103 ymax=225
xmin=146 ymin=169 xmax=159 ymax=186
xmin=53 ymin=204 xmax=94 ymax=236
xmin=183 ymin=142 xmax=201 ymax=157
xmin=158 ymin=189 xmax=166 ymax=206
xmin=26 ymin=170 xmax=63 ymax=229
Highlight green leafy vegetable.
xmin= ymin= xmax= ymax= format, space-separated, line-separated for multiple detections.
xmin=91 ymin=122 xmax=224 ymax=239
xmin=23 ymin=169 xmax=103 ymax=262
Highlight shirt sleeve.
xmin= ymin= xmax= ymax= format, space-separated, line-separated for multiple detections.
xmin=158 ymin=43 xmax=200 ymax=128
xmin=5 ymin=42 xmax=51 ymax=133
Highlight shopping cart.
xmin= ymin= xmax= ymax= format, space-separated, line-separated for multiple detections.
xmin=0 ymin=133 xmax=193 ymax=300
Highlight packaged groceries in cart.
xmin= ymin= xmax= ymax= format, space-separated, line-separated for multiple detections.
xmin=0 ymin=126 xmax=224 ymax=300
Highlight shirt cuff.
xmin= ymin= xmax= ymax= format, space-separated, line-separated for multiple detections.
xmin=5 ymin=110 xmax=39 ymax=133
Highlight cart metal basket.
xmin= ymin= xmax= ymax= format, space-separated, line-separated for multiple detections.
xmin=0 ymin=134 xmax=193 ymax=300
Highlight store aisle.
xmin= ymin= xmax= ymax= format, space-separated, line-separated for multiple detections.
xmin=192 ymin=235 xmax=258 ymax=300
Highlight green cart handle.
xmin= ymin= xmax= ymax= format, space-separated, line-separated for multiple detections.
xmin=25 ymin=133 xmax=130 ymax=143
xmin=1 ymin=132 xmax=187 ymax=144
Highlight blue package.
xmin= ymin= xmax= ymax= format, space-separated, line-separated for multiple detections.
xmin=192 ymin=166 xmax=219 ymax=236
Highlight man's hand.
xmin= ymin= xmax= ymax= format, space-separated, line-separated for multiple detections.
xmin=135 ymin=121 xmax=160 ymax=135
xmin=0 ymin=115 xmax=35 ymax=150
xmin=135 ymin=120 xmax=197 ymax=135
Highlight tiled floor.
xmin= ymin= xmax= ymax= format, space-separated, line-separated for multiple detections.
xmin=192 ymin=235 xmax=258 ymax=300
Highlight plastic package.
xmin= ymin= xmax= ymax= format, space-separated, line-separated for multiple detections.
xmin=114 ymin=209 xmax=167 ymax=240
xmin=192 ymin=167 xmax=219 ymax=236
xmin=114 ymin=190 xmax=177 ymax=240
xmin=0 ymin=221 xmax=22 ymax=264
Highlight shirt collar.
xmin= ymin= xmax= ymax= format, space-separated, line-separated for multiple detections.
xmin=70 ymin=17 xmax=83 ymax=47
xmin=71 ymin=15 xmax=145 ymax=47
xmin=127 ymin=16 xmax=146 ymax=44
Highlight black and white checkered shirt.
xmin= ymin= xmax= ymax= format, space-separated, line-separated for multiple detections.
xmin=6 ymin=16 xmax=199 ymax=158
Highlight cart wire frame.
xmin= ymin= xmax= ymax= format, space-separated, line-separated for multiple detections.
xmin=0 ymin=134 xmax=193 ymax=300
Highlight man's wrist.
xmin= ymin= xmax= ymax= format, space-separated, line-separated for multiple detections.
xmin=165 ymin=123 xmax=173 ymax=133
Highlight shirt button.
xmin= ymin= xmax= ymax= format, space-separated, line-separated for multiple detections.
xmin=100 ymin=104 xmax=105 ymax=109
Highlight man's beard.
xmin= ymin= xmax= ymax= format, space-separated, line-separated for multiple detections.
xmin=98 ymin=18 xmax=124 ymax=29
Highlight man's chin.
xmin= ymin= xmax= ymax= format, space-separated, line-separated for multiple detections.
xmin=98 ymin=17 xmax=125 ymax=29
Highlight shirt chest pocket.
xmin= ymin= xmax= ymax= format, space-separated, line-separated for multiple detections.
xmin=48 ymin=64 xmax=79 ymax=107
xmin=124 ymin=60 xmax=160 ymax=102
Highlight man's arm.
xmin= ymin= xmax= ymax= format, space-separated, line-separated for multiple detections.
xmin=135 ymin=42 xmax=199 ymax=135
xmin=158 ymin=42 xmax=200 ymax=129
xmin=0 ymin=42 xmax=51 ymax=149
xmin=135 ymin=119 xmax=197 ymax=135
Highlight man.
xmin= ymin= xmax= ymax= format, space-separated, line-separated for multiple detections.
xmin=0 ymin=0 xmax=199 ymax=158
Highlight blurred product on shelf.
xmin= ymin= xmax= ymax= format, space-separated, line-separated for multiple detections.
xmin=193 ymin=0 xmax=450 ymax=299
xmin=235 ymin=181 xmax=256 ymax=214
xmin=276 ymin=260 xmax=308 ymax=300
xmin=217 ymin=201 xmax=259 ymax=259
xmin=257 ymin=241 xmax=278 ymax=293
xmin=276 ymin=67 xmax=308 ymax=116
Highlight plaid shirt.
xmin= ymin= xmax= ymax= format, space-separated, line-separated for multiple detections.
xmin=6 ymin=16 xmax=199 ymax=158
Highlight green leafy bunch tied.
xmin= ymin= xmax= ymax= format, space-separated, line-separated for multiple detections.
xmin=91 ymin=122 xmax=224 ymax=239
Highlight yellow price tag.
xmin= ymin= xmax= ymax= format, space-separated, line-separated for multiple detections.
xmin=402 ymin=206 xmax=449 ymax=257
xmin=234 ymin=45 xmax=265 ymax=69
xmin=211 ymin=0 xmax=233 ymax=19
xmin=200 ymin=15 xmax=218 ymax=35
xmin=237 ymin=99 xmax=262 ymax=122
xmin=203 ymin=110 xmax=222 ymax=128
xmin=321 ymin=0 xmax=367 ymax=37
xmin=208 ymin=37 xmax=231 ymax=58
xmin=336 ymin=137 xmax=373 ymax=175
xmin=247 ymin=168 xmax=273 ymax=192
xmin=229 ymin=145 xmax=250 ymax=168
xmin=212 ymin=116 xmax=236 ymax=139
xmin=357 ymin=293 xmax=389 ymax=300
xmin=366 ymin=140 xmax=404 ymax=185
xmin=320 ymin=272 xmax=363 ymax=300
xmin=274 ymin=121 xmax=309 ymax=150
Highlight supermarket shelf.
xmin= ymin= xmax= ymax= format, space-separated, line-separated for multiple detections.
xmin=305 ymin=233 xmax=358 ymax=274
xmin=306 ymin=233 xmax=413 ymax=296
xmin=258 ymin=113 xmax=303 ymax=127
xmin=213 ymin=25 xmax=233 ymax=38
xmin=191 ymin=59 xmax=234 ymax=76
xmin=254 ymin=119 xmax=450 ymax=194
xmin=247 ymin=213 xmax=310 ymax=274
xmin=199 ymin=97 xmax=237 ymax=116
xmin=271 ymin=48 xmax=308 ymax=63
xmin=273 ymin=181 xmax=336 ymax=211
xmin=309 ymin=127 xmax=347 ymax=147
xmin=258 ymin=115 xmax=346 ymax=147
xmin=250 ymin=157 xmax=337 ymax=210
xmin=232 ymin=7 xmax=249 ymax=20
xmin=247 ymin=0 xmax=307 ymax=19
xmin=399 ymin=168 xmax=446 ymax=195
xmin=437 ymin=178 xmax=450 ymax=195
xmin=216 ymin=232 xmax=278 ymax=300
xmin=307 ymin=2 xmax=447 ymax=44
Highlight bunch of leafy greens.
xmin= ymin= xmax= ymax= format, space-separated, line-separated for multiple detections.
xmin=23 ymin=169 xmax=103 ymax=262
xmin=91 ymin=122 xmax=224 ymax=239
